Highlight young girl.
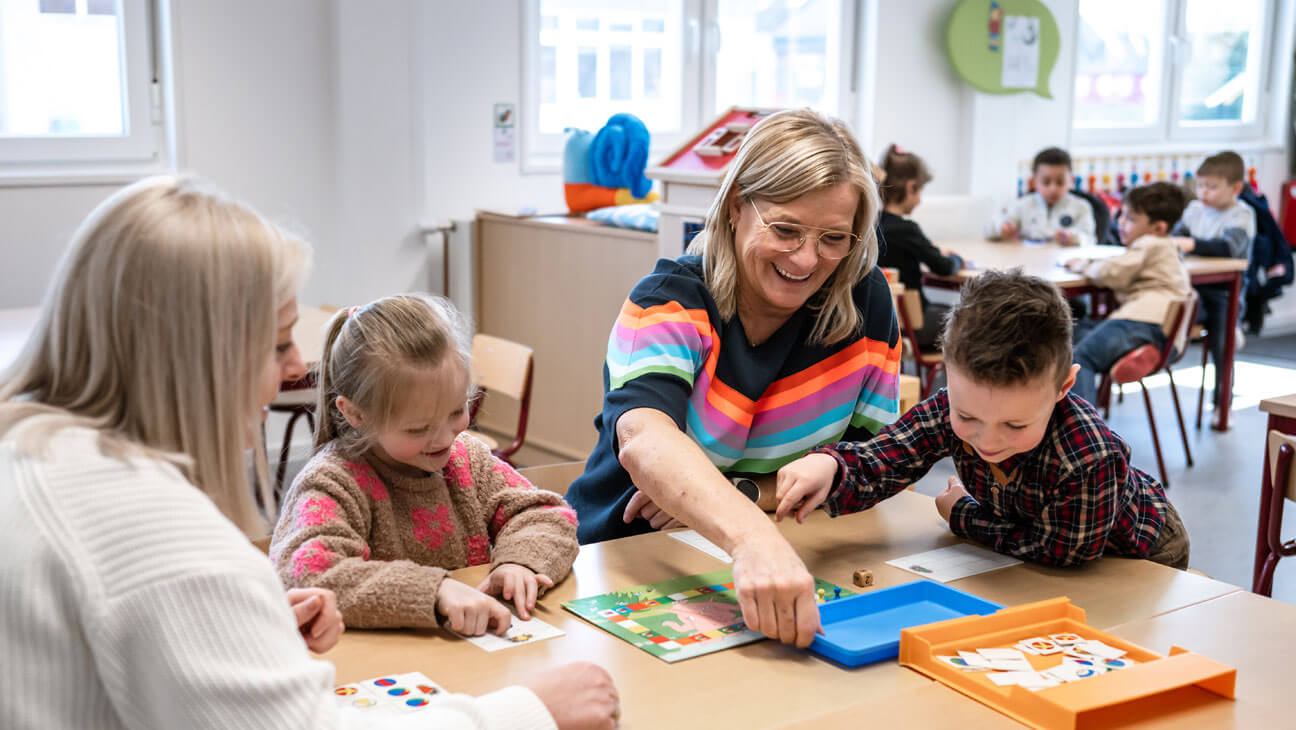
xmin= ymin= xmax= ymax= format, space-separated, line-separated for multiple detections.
xmin=0 ymin=177 xmax=616 ymax=729
xmin=876 ymin=144 xmax=965 ymax=349
xmin=270 ymin=294 xmax=580 ymax=635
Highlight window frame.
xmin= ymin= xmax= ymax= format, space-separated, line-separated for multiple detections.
xmin=519 ymin=0 xmax=856 ymax=174
xmin=0 ymin=0 xmax=167 ymax=182
xmin=1071 ymin=0 xmax=1282 ymax=150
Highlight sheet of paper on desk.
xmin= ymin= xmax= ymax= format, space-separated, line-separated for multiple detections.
xmin=667 ymin=529 xmax=733 ymax=562
xmin=885 ymin=543 xmax=1022 ymax=583
xmin=334 ymin=671 xmax=447 ymax=725
xmin=453 ymin=614 xmax=565 ymax=652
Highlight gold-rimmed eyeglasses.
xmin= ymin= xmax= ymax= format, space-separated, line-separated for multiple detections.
xmin=748 ymin=200 xmax=860 ymax=261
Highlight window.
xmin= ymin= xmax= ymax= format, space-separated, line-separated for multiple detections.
xmin=0 ymin=0 xmax=162 ymax=173
xmin=521 ymin=0 xmax=855 ymax=171
xmin=1072 ymin=0 xmax=1280 ymax=147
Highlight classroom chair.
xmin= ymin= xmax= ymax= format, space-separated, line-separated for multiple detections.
xmin=1254 ymin=430 xmax=1296 ymax=597
xmin=466 ymin=334 xmax=535 ymax=465
xmin=893 ymin=289 xmax=944 ymax=399
xmin=267 ymin=373 xmax=317 ymax=501
xmin=1096 ymin=293 xmax=1197 ymax=488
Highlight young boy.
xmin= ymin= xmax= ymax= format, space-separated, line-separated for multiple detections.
xmin=1170 ymin=152 xmax=1256 ymax=420
xmin=775 ymin=270 xmax=1190 ymax=569
xmin=1062 ymin=182 xmax=1192 ymax=406
xmin=990 ymin=147 xmax=1096 ymax=247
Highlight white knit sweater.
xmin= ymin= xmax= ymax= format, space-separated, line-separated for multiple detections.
xmin=0 ymin=426 xmax=555 ymax=730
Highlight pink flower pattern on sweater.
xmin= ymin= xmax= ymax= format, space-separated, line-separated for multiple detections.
xmin=291 ymin=539 xmax=337 ymax=578
xmin=296 ymin=495 xmax=338 ymax=527
xmin=443 ymin=442 xmax=473 ymax=487
xmin=466 ymin=535 xmax=491 ymax=566
xmin=411 ymin=504 xmax=456 ymax=550
xmin=344 ymin=461 xmax=389 ymax=501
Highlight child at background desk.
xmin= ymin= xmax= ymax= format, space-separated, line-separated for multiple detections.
xmin=775 ymin=270 xmax=1190 ymax=570
xmin=1063 ymin=182 xmax=1192 ymax=407
xmin=876 ymin=143 xmax=964 ymax=349
xmin=1170 ymin=151 xmax=1256 ymax=422
xmin=989 ymin=147 xmax=1096 ymax=247
xmin=271 ymin=295 xmax=579 ymax=635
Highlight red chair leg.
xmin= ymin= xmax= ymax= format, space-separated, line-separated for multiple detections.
xmin=276 ymin=406 xmax=310 ymax=495
xmin=1257 ymin=553 xmax=1279 ymax=597
xmin=1140 ymin=382 xmax=1170 ymax=487
xmin=1165 ymin=368 xmax=1193 ymax=467
xmin=1196 ymin=334 xmax=1209 ymax=430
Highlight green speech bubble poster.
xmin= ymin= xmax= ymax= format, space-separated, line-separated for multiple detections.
xmin=947 ymin=0 xmax=1060 ymax=98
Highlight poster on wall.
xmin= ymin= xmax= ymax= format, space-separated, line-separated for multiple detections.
xmin=946 ymin=0 xmax=1059 ymax=98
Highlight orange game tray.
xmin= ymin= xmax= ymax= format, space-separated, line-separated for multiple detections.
xmin=899 ymin=597 xmax=1235 ymax=730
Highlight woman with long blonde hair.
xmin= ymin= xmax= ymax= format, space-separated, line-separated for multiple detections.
xmin=565 ymin=109 xmax=903 ymax=648
xmin=0 ymin=176 xmax=616 ymax=730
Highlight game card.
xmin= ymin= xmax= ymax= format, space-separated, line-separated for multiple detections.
xmin=453 ymin=614 xmax=564 ymax=652
xmin=335 ymin=672 xmax=448 ymax=726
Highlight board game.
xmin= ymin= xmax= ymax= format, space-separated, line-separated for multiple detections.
xmin=562 ymin=569 xmax=851 ymax=663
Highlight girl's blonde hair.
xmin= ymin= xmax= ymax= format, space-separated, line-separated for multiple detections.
xmin=0 ymin=175 xmax=312 ymax=536
xmin=316 ymin=294 xmax=473 ymax=456
xmin=686 ymin=108 xmax=882 ymax=345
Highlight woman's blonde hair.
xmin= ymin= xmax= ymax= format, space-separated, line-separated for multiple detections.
xmin=686 ymin=108 xmax=882 ymax=345
xmin=0 ymin=175 xmax=311 ymax=536
xmin=315 ymin=294 xmax=473 ymax=457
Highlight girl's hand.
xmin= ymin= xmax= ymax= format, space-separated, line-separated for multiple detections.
xmin=622 ymin=489 xmax=686 ymax=530
xmin=436 ymin=578 xmax=512 ymax=636
xmin=287 ymin=587 xmax=345 ymax=653
xmin=774 ymin=453 xmax=839 ymax=523
xmin=935 ymin=476 xmax=970 ymax=522
xmin=476 ymin=563 xmax=554 ymax=620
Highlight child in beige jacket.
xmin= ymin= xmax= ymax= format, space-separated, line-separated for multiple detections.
xmin=1064 ymin=182 xmax=1192 ymax=406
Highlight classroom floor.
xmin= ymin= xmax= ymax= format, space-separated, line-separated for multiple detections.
xmin=911 ymin=337 xmax=1296 ymax=606
xmin=266 ymin=335 xmax=1296 ymax=606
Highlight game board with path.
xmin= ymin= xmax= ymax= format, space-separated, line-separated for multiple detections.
xmin=562 ymin=569 xmax=851 ymax=663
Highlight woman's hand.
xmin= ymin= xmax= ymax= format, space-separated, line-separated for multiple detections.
xmin=774 ymin=453 xmax=838 ymax=523
xmin=730 ymin=538 xmax=821 ymax=648
xmin=286 ymin=587 xmax=345 ymax=653
xmin=622 ymin=489 xmax=686 ymax=530
xmin=524 ymin=661 xmax=620 ymax=730
xmin=436 ymin=578 xmax=512 ymax=636
xmin=935 ymin=476 xmax=970 ymax=522
xmin=476 ymin=563 xmax=554 ymax=620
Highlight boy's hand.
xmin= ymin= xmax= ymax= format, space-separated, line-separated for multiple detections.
xmin=1063 ymin=257 xmax=1086 ymax=273
xmin=775 ymin=453 xmax=838 ymax=523
xmin=436 ymin=578 xmax=512 ymax=636
xmin=1172 ymin=236 xmax=1196 ymax=253
xmin=477 ymin=563 xmax=554 ymax=620
xmin=287 ymin=587 xmax=345 ymax=653
xmin=999 ymin=221 xmax=1018 ymax=240
xmin=935 ymin=476 xmax=970 ymax=522
xmin=1056 ymin=230 xmax=1074 ymax=246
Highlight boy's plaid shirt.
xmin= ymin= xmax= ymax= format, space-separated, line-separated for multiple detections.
xmin=814 ymin=390 xmax=1169 ymax=567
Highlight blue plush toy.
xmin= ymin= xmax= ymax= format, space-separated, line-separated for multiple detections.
xmin=564 ymin=113 xmax=658 ymax=213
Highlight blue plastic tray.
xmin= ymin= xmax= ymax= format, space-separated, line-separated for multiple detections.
xmin=808 ymin=580 xmax=1002 ymax=667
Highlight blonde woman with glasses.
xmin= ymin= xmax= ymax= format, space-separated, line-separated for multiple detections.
xmin=566 ymin=109 xmax=903 ymax=648
xmin=0 ymin=177 xmax=617 ymax=730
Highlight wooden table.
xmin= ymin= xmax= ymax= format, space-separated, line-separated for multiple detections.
xmin=926 ymin=239 xmax=1249 ymax=430
xmin=324 ymin=490 xmax=1240 ymax=727
xmin=1254 ymin=393 xmax=1296 ymax=591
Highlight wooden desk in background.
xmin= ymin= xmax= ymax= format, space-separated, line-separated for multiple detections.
xmin=324 ymin=490 xmax=1242 ymax=727
xmin=1255 ymin=393 xmax=1296 ymax=592
xmin=926 ymin=240 xmax=1248 ymax=430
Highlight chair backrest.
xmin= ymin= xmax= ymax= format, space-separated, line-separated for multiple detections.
xmin=1160 ymin=291 xmax=1199 ymax=366
xmin=1073 ymin=189 xmax=1117 ymax=245
xmin=472 ymin=334 xmax=534 ymax=400
xmin=1270 ymin=430 xmax=1296 ymax=503
xmin=897 ymin=289 xmax=924 ymax=330
xmin=470 ymin=334 xmax=535 ymax=461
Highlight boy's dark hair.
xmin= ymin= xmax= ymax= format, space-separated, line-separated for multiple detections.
xmin=878 ymin=144 xmax=933 ymax=205
xmin=1123 ymin=182 xmax=1188 ymax=229
xmin=941 ymin=269 xmax=1073 ymax=387
xmin=1032 ymin=147 xmax=1072 ymax=172
xmin=1196 ymin=151 xmax=1245 ymax=185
